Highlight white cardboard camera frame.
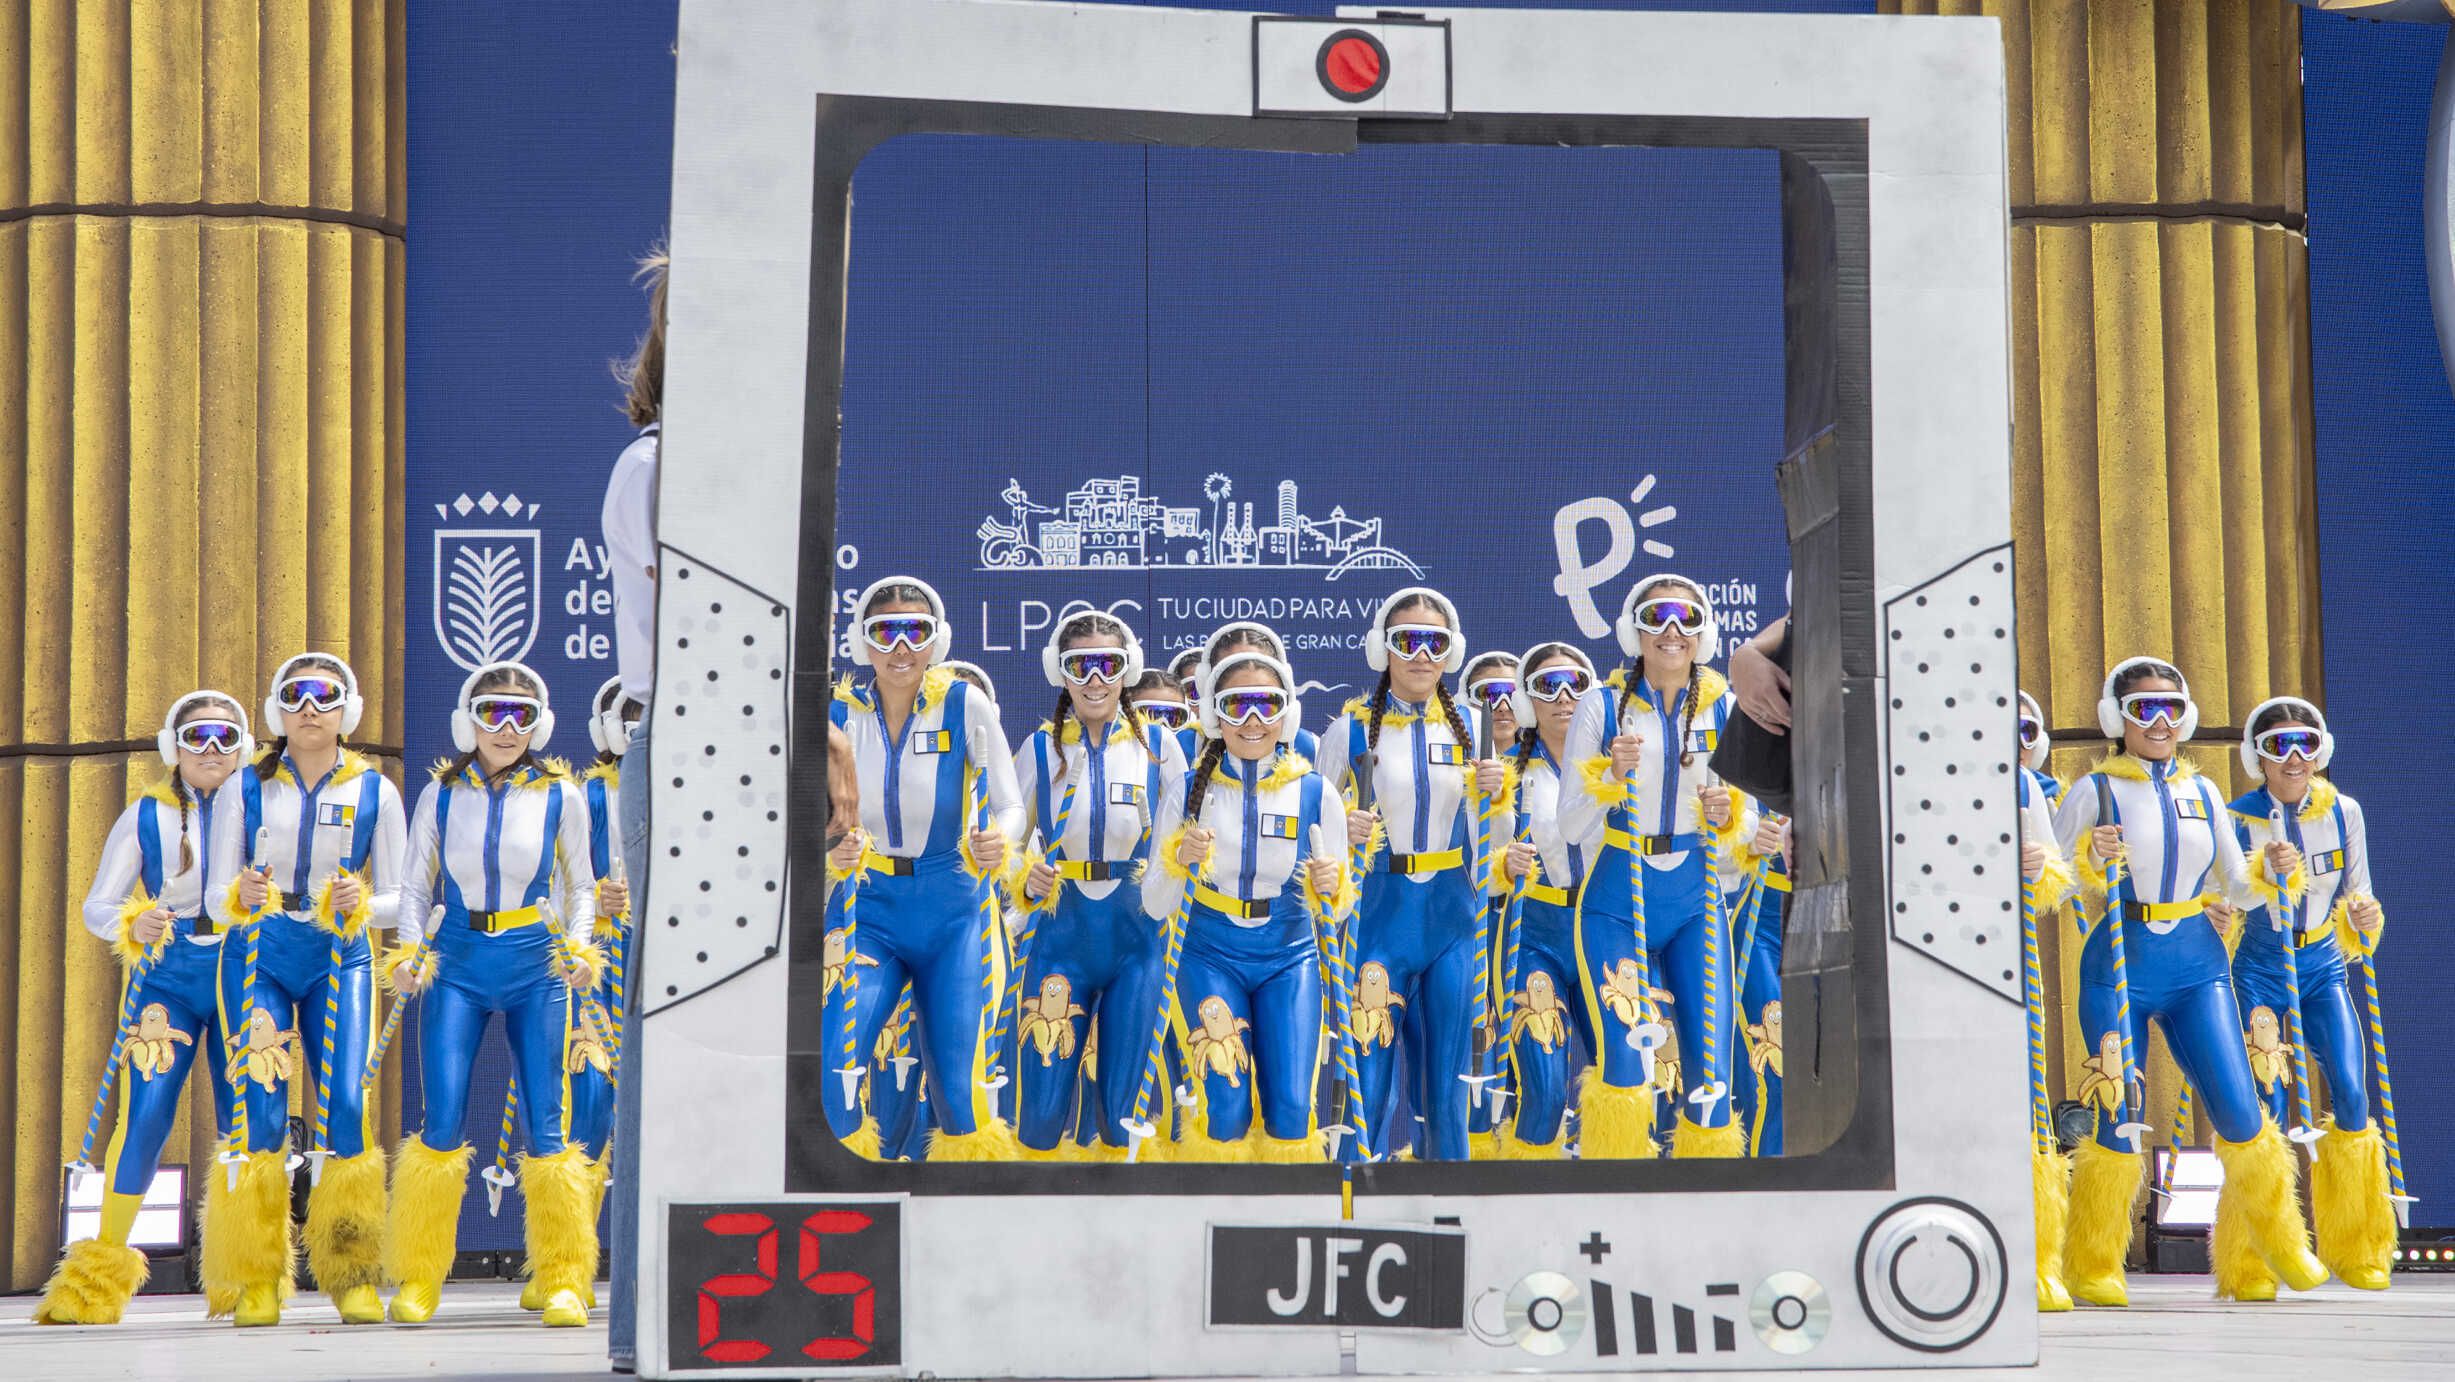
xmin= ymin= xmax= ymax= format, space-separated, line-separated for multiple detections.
xmin=641 ymin=1 xmax=2021 ymax=1375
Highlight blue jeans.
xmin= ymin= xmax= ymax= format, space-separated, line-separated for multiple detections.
xmin=609 ymin=725 xmax=651 ymax=1363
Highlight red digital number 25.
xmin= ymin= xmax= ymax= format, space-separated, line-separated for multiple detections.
xmin=698 ymin=1209 xmax=878 ymax=1364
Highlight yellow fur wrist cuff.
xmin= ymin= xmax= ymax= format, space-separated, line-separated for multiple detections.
xmin=1577 ymin=755 xmax=1631 ymax=807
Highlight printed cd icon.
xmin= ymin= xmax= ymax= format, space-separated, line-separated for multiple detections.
xmin=1750 ymin=1271 xmax=1830 ymax=1355
xmin=1502 ymin=1271 xmax=1585 ymax=1356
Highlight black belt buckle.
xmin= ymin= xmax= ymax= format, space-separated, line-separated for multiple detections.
xmin=466 ymin=909 xmax=513 ymax=934
xmin=270 ymin=889 xmax=302 ymax=913
xmin=1219 ymin=893 xmax=1269 ymax=920
xmin=873 ymin=856 xmax=916 ymax=877
xmin=1389 ymin=852 xmax=1443 ymax=875
xmin=1633 ymin=835 xmax=1670 ymax=858
xmin=1067 ymin=861 xmax=1117 ymax=883
xmin=184 ymin=915 xmax=217 ymax=938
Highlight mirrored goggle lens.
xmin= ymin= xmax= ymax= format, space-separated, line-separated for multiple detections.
xmin=470 ymin=697 xmax=542 ymax=732
xmin=1469 ymin=679 xmax=1516 ymax=708
xmin=1528 ymin=668 xmax=1591 ymax=702
xmin=1633 ymin=598 xmax=1706 ymax=634
xmin=2121 ymin=694 xmax=2188 ymax=727
xmin=1384 ymin=625 xmax=1453 ymax=661
xmin=863 ymin=616 xmax=938 ymax=651
xmin=1061 ymin=650 xmax=1128 ymax=684
xmin=2018 ymin=717 xmax=2042 ymax=747
xmin=1214 ymin=689 xmax=1289 ymax=725
xmin=176 ymin=720 xmax=245 ymax=754
xmin=1137 ymin=702 xmax=1191 ymax=728
xmin=277 ymin=676 xmax=348 ymax=712
xmin=2256 ymin=728 xmax=2324 ymax=762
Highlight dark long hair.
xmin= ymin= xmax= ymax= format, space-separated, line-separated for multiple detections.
xmin=617 ymin=245 xmax=667 ymax=427
xmin=1366 ymin=593 xmax=1471 ymax=763
xmin=1049 ymin=611 xmax=1148 ymax=758
xmin=1628 ymin=579 xmax=1707 ymax=768
xmin=1185 ymin=660 xmax=1292 ymax=823
xmin=256 ymin=653 xmax=352 ymax=774
xmin=439 ymin=665 xmax=547 ymax=785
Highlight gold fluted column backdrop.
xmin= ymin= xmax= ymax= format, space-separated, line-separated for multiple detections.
xmin=1881 ymin=2 xmax=2325 ymax=1147
xmin=0 ymin=0 xmax=407 ymax=1289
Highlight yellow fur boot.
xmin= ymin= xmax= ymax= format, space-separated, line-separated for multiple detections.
xmin=2312 ymin=1122 xmax=2395 ymax=1291
xmin=1482 ymin=1121 xmax=1566 ymax=1160
xmin=2062 ymin=1141 xmax=2142 ymax=1307
xmin=926 ymin=1118 xmax=1023 ymax=1162
xmin=383 ymin=1140 xmax=472 ymax=1324
xmin=1671 ymin=1115 xmax=1746 ymax=1160
xmin=837 ymin=1117 xmax=884 ymax=1161
xmin=305 ymin=1147 xmax=388 ymax=1323
xmin=1253 ymin=1130 xmax=1329 ymax=1163
xmin=520 ymin=1148 xmax=601 ymax=1327
xmin=2033 ymin=1146 xmax=2072 ymax=1312
xmin=217 ymin=1152 xmax=296 ymax=1327
xmin=1574 ymin=1068 xmax=1657 ymax=1159
xmin=2214 ymin=1119 xmax=2328 ymax=1296
xmin=32 ymin=1237 xmax=151 ymax=1325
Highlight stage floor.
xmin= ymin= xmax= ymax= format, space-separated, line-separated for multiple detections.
xmin=6 ymin=1277 xmax=2452 ymax=1380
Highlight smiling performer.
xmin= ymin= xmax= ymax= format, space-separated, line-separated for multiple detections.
xmin=1195 ymin=622 xmax=1323 ymax=766
xmin=1143 ymin=651 xmax=1350 ymax=1160
xmin=213 ymin=653 xmax=406 ymax=1326
xmin=823 ymin=577 xmax=1027 ymax=1161
xmin=33 ymin=693 xmax=251 ymax=1325
xmin=2227 ymin=696 xmax=2395 ymax=1293
xmin=382 ymin=662 xmax=601 ymax=1327
xmin=1560 ymin=577 xmax=1752 ymax=1160
xmin=1489 ymin=643 xmax=1600 ymax=1158
xmin=1320 ymin=589 xmax=1510 ymax=1162
xmin=2052 ymin=658 xmax=2323 ymax=1306
xmin=1008 ymin=610 xmax=1187 ymax=1158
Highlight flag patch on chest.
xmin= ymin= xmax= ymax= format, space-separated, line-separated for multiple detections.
xmin=912 ymin=729 xmax=955 ymax=755
xmin=2172 ymin=797 xmax=2210 ymax=822
xmin=1426 ymin=743 xmax=1464 ymax=767
xmin=1109 ymin=782 xmax=1145 ymax=808
xmin=1691 ymin=728 xmax=1718 ymax=753
xmin=317 ymin=803 xmax=355 ymax=829
xmin=2310 ymin=848 xmax=2345 ymax=876
xmin=1259 ymin=814 xmax=1300 ymax=840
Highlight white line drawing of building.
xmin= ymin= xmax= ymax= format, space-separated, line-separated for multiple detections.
xmin=977 ymin=473 xmax=1424 ymax=578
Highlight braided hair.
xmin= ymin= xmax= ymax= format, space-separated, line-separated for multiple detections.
xmin=1365 ymin=593 xmax=1467 ymax=760
xmin=440 ymin=664 xmax=547 ymax=786
xmin=169 ymin=694 xmax=246 ymax=874
xmin=1051 ymin=611 xmax=1150 ymax=761
xmin=1630 ymin=578 xmax=1709 ymax=768
xmin=1186 ymin=658 xmax=1290 ymax=823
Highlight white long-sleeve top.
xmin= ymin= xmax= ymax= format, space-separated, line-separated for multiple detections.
xmin=396 ymin=761 xmax=597 ymax=950
xmin=85 ymin=782 xmax=231 ymax=945
xmin=2051 ymin=756 xmax=2270 ymax=921
xmin=1014 ymin=715 xmax=1187 ymax=901
xmin=1559 ymin=672 xmax=1746 ymax=877
xmin=830 ymin=671 xmax=1024 ymax=860
xmin=1142 ymin=749 xmax=1336 ymax=926
xmin=2230 ymin=782 xmax=2372 ymax=937
xmin=204 ymin=752 xmax=407 ymax=929
xmin=1319 ymin=695 xmax=1475 ymax=882
xmin=1514 ymin=740 xmax=1601 ymax=891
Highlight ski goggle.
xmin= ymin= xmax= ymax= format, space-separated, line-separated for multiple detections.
xmin=2119 ymin=692 xmax=2190 ymax=728
xmin=275 ymin=675 xmax=350 ymax=713
xmin=468 ymin=695 xmax=544 ymax=733
xmin=2255 ymin=727 xmax=2325 ymax=763
xmin=1059 ymin=648 xmax=1130 ymax=685
xmin=174 ymin=719 xmax=246 ymax=755
xmin=1630 ymin=597 xmax=1707 ymax=636
xmin=2018 ymin=715 xmax=2042 ymax=749
xmin=1136 ymin=701 xmax=1192 ymax=729
xmin=1213 ymin=686 xmax=1290 ymax=726
xmin=862 ymin=613 xmax=940 ymax=652
xmin=1383 ymin=624 xmax=1454 ymax=663
xmin=1468 ymin=678 xmax=1516 ymax=710
xmin=1526 ymin=666 xmax=1592 ymax=703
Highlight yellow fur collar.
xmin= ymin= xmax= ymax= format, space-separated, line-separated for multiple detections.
xmin=429 ymin=755 xmax=572 ymax=789
xmin=1211 ymin=751 xmax=1314 ymax=793
xmin=276 ymin=749 xmax=373 ymax=791
xmin=2088 ymin=752 xmax=2198 ymax=784
xmin=1613 ymin=665 xmax=1729 ymax=708
xmin=584 ymin=760 xmax=621 ymax=788
xmin=141 ymin=777 xmax=190 ymax=810
xmin=835 ymin=666 xmax=958 ymax=717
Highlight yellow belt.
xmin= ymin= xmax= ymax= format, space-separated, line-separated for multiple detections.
xmin=1052 ymin=859 xmax=1123 ymax=882
xmin=1386 ymin=846 xmax=1464 ymax=876
xmin=1603 ymin=828 xmax=1695 ymax=857
xmin=1524 ymin=880 xmax=1576 ymax=907
xmin=2294 ymin=922 xmax=2334 ymax=950
xmin=2122 ymin=898 xmax=2202 ymax=923
xmin=465 ymin=904 xmax=544 ymax=935
xmin=1193 ymin=883 xmax=1271 ymax=920
xmin=1760 ymin=871 xmax=1792 ymax=894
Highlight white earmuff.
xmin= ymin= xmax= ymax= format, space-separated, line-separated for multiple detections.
xmin=854 ymin=575 xmax=952 ymax=666
xmin=1363 ymin=587 xmax=1465 ymax=675
xmin=1200 ymin=651 xmax=1302 ymax=746
xmin=1617 ymin=574 xmax=1720 ymax=663
xmin=1509 ymin=643 xmax=1599 ymax=726
xmin=2238 ymin=695 xmax=2333 ymax=776
xmin=2017 ymin=690 xmax=2048 ymax=771
xmin=589 ymin=676 xmax=631 ymax=758
xmin=943 ymin=660 xmax=1000 ymax=710
xmin=453 ymin=660 xmax=556 ymax=754
xmin=1042 ymin=609 xmax=1147 ymax=690
xmin=1195 ymin=621 xmax=1287 ymax=702
xmin=262 ymin=651 xmax=365 ymax=737
xmin=159 ymin=691 xmax=256 ymax=767
xmin=2095 ymin=656 xmax=2198 ymax=742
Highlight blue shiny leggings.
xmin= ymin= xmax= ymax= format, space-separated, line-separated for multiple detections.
xmin=107 ymin=936 xmax=236 ymax=1195
xmin=1574 ymin=853 xmax=1737 ymax=1127
xmin=1356 ymin=868 xmax=1478 ymax=1160
xmin=1731 ymin=883 xmax=1787 ymax=1155
xmin=2079 ymin=917 xmax=2262 ymax=1150
xmin=414 ymin=923 xmax=574 ymax=1155
xmin=566 ymin=926 xmax=626 ymax=1158
xmin=819 ymin=858 xmax=1005 ymax=1142
xmin=219 ymin=915 xmax=373 ymax=1156
xmin=1502 ymin=896 xmax=1597 ymax=1147
xmin=2233 ymin=929 xmax=2369 ymax=1131
xmin=1174 ymin=903 xmax=1322 ymax=1145
xmin=1014 ymin=885 xmax=1160 ymax=1152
